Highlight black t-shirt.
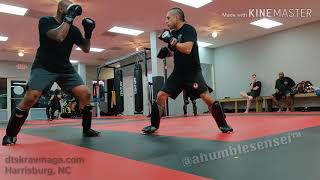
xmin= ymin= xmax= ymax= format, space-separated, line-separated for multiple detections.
xmin=171 ymin=24 xmax=201 ymax=74
xmin=250 ymin=81 xmax=262 ymax=95
xmin=32 ymin=16 xmax=85 ymax=74
xmin=275 ymin=77 xmax=295 ymax=93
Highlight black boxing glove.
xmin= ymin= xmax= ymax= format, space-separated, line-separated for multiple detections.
xmin=159 ymin=29 xmax=178 ymax=48
xmin=82 ymin=17 xmax=95 ymax=39
xmin=157 ymin=47 xmax=170 ymax=59
xmin=64 ymin=4 xmax=82 ymax=24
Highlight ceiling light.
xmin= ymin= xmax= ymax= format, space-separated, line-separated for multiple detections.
xmin=250 ymin=18 xmax=282 ymax=29
xmin=108 ymin=26 xmax=144 ymax=36
xmin=0 ymin=3 xmax=28 ymax=16
xmin=76 ymin=47 xmax=105 ymax=52
xmin=0 ymin=35 xmax=8 ymax=41
xmin=211 ymin=31 xmax=218 ymax=38
xmin=70 ymin=60 xmax=79 ymax=64
xmin=18 ymin=50 xmax=24 ymax=57
xmin=170 ymin=0 xmax=212 ymax=8
xmin=197 ymin=41 xmax=213 ymax=47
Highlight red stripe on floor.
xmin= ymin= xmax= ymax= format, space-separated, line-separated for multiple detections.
xmin=84 ymin=115 xmax=320 ymax=142
xmin=0 ymin=130 xmax=212 ymax=180
xmin=25 ymin=119 xmax=80 ymax=125
xmin=95 ymin=115 xmax=147 ymax=120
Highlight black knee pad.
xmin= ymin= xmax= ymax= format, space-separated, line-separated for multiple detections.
xmin=209 ymin=101 xmax=227 ymax=127
xmin=151 ymin=102 xmax=163 ymax=129
xmin=6 ymin=108 xmax=29 ymax=137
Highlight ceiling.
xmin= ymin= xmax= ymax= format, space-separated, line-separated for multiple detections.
xmin=0 ymin=0 xmax=319 ymax=65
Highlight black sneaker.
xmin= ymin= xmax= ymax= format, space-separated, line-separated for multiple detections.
xmin=142 ymin=125 xmax=157 ymax=134
xmin=83 ymin=129 xmax=100 ymax=137
xmin=2 ymin=135 xmax=17 ymax=146
xmin=219 ymin=125 xmax=233 ymax=133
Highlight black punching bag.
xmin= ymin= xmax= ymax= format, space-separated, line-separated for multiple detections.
xmin=133 ymin=63 xmax=143 ymax=114
xmin=114 ymin=69 xmax=124 ymax=113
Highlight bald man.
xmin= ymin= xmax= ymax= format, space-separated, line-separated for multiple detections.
xmin=142 ymin=8 xmax=233 ymax=134
xmin=2 ymin=0 xmax=99 ymax=146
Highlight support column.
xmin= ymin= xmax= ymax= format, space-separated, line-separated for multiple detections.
xmin=78 ymin=63 xmax=86 ymax=85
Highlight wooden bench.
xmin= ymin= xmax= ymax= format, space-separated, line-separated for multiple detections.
xmin=263 ymin=92 xmax=319 ymax=112
xmin=218 ymin=93 xmax=320 ymax=113
xmin=218 ymin=97 xmax=264 ymax=113
xmin=293 ymin=92 xmax=320 ymax=111
xmin=295 ymin=92 xmax=318 ymax=98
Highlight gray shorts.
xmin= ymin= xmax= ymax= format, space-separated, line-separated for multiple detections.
xmin=27 ymin=68 xmax=84 ymax=93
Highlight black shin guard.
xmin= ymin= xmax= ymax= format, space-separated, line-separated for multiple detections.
xmin=81 ymin=105 xmax=93 ymax=132
xmin=81 ymin=105 xmax=100 ymax=137
xmin=192 ymin=101 xmax=197 ymax=116
xmin=142 ymin=102 xmax=164 ymax=134
xmin=50 ymin=108 xmax=56 ymax=120
xmin=209 ymin=101 xmax=233 ymax=133
xmin=6 ymin=107 xmax=29 ymax=137
xmin=150 ymin=102 xmax=163 ymax=129
xmin=46 ymin=106 xmax=51 ymax=119
xmin=183 ymin=104 xmax=187 ymax=115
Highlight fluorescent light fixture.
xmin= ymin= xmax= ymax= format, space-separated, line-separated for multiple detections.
xmin=108 ymin=26 xmax=144 ymax=36
xmin=197 ymin=41 xmax=213 ymax=47
xmin=250 ymin=18 xmax=282 ymax=29
xmin=13 ymin=82 xmax=27 ymax=85
xmin=170 ymin=0 xmax=212 ymax=8
xmin=70 ymin=60 xmax=79 ymax=63
xmin=0 ymin=35 xmax=8 ymax=41
xmin=0 ymin=3 xmax=28 ymax=16
xmin=89 ymin=48 xmax=105 ymax=52
xmin=76 ymin=47 xmax=105 ymax=52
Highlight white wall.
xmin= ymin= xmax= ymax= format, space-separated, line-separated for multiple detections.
xmin=0 ymin=61 xmax=31 ymax=79
xmin=214 ymin=21 xmax=320 ymax=101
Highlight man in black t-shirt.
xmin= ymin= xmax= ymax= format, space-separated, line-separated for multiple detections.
xmin=49 ymin=89 xmax=63 ymax=120
xmin=3 ymin=0 xmax=100 ymax=146
xmin=240 ymin=74 xmax=262 ymax=113
xmin=142 ymin=8 xmax=233 ymax=134
xmin=272 ymin=72 xmax=296 ymax=112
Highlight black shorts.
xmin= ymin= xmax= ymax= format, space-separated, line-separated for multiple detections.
xmin=162 ymin=71 xmax=208 ymax=100
xmin=247 ymin=92 xmax=259 ymax=99
xmin=273 ymin=90 xmax=293 ymax=100
xmin=27 ymin=68 xmax=84 ymax=93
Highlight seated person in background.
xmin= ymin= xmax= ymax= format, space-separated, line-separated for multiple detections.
xmin=240 ymin=74 xmax=262 ymax=113
xmin=49 ymin=89 xmax=62 ymax=120
xmin=272 ymin=72 xmax=296 ymax=112
xmin=61 ymin=93 xmax=80 ymax=118
xmin=183 ymin=85 xmax=213 ymax=116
